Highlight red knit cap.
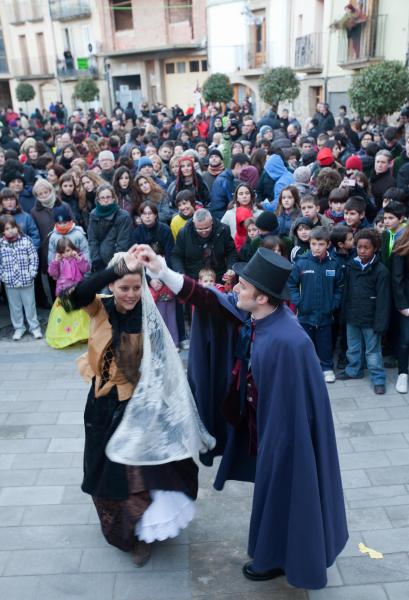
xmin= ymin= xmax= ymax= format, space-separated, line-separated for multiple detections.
xmin=317 ymin=147 xmax=334 ymax=167
xmin=345 ymin=155 xmax=363 ymax=172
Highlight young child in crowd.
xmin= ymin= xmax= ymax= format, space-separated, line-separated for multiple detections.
xmin=381 ymin=201 xmax=407 ymax=268
xmin=46 ymin=238 xmax=90 ymax=348
xmin=374 ymin=214 xmax=386 ymax=235
xmin=339 ymin=229 xmax=391 ymax=395
xmin=379 ymin=187 xmax=406 ymax=218
xmin=149 ymin=276 xmax=179 ymax=346
xmin=343 ymin=197 xmax=368 ymax=233
xmin=324 ymin=188 xmax=349 ymax=225
xmin=290 ymin=216 xmax=314 ymax=262
xmin=329 ymin=224 xmax=355 ymax=369
xmin=329 ymin=224 xmax=355 ymax=270
xmin=288 ymin=226 xmax=343 ymax=383
xmin=48 ymin=206 xmax=90 ymax=265
xmin=300 ymin=195 xmax=332 ymax=229
xmin=0 ymin=215 xmax=42 ymax=340
xmin=276 ymin=185 xmax=301 ymax=236
xmin=238 ymin=217 xmax=259 ymax=261
xmin=260 ymin=235 xmax=288 ymax=258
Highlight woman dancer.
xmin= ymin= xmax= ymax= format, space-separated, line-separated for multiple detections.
xmin=62 ymin=248 xmax=214 ymax=565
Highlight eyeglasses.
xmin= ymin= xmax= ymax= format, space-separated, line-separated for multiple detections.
xmin=99 ymin=194 xmax=113 ymax=200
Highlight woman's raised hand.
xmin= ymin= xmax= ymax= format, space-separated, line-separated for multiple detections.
xmin=132 ymin=244 xmax=164 ymax=274
xmin=123 ymin=250 xmax=141 ymax=273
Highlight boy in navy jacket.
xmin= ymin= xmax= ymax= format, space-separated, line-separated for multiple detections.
xmin=288 ymin=226 xmax=343 ymax=383
xmin=338 ymin=229 xmax=391 ymax=394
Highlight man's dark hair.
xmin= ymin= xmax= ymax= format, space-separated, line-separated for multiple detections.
xmin=383 ymin=187 xmax=405 ymax=203
xmin=383 ymin=201 xmax=406 ymax=220
xmin=344 ymin=197 xmax=366 ymax=214
xmin=334 ymin=133 xmax=348 ymax=150
xmin=330 ymin=224 xmax=352 ymax=247
xmin=310 ymin=225 xmax=330 ymax=242
xmin=231 ymin=154 xmax=250 ymax=169
xmin=383 ymin=126 xmax=397 ymax=142
xmin=354 ymin=228 xmax=381 ymax=251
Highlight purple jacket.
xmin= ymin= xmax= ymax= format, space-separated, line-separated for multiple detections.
xmin=48 ymin=254 xmax=90 ymax=296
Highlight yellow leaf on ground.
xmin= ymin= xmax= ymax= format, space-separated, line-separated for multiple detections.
xmin=358 ymin=543 xmax=383 ymax=559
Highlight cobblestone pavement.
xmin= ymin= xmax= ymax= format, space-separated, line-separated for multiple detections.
xmin=1 ymin=333 xmax=409 ymax=599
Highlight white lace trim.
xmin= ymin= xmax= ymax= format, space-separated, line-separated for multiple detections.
xmin=106 ymin=269 xmax=215 ymax=466
xmin=135 ymin=490 xmax=195 ymax=543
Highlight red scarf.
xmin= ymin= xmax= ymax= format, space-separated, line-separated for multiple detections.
xmin=55 ymin=221 xmax=74 ymax=235
xmin=207 ymin=163 xmax=224 ymax=177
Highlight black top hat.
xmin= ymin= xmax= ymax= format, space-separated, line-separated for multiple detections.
xmin=233 ymin=248 xmax=293 ymax=300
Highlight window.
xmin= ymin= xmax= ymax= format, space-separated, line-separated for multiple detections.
xmin=167 ymin=0 xmax=192 ymax=25
xmin=201 ymin=59 xmax=207 ymax=72
xmin=165 ymin=62 xmax=175 ymax=74
xmin=111 ymin=0 xmax=133 ymax=32
xmin=176 ymin=62 xmax=186 ymax=74
xmin=189 ymin=60 xmax=199 ymax=73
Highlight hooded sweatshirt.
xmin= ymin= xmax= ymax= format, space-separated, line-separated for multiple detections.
xmin=262 ymin=155 xmax=294 ymax=212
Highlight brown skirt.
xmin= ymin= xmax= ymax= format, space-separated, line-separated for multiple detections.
xmin=92 ymin=466 xmax=151 ymax=552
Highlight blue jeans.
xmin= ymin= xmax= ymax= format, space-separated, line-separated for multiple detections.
xmin=346 ymin=324 xmax=385 ymax=385
xmin=302 ymin=323 xmax=333 ymax=371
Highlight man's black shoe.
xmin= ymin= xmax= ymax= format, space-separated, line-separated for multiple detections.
xmin=336 ymin=372 xmax=364 ymax=381
xmin=374 ymin=385 xmax=386 ymax=395
xmin=242 ymin=561 xmax=285 ymax=581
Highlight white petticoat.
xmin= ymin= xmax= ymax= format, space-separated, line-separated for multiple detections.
xmin=135 ymin=490 xmax=195 ymax=543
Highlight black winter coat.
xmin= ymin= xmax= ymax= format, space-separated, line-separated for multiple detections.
xmin=30 ymin=199 xmax=73 ymax=272
xmin=391 ymin=253 xmax=409 ymax=310
xmin=171 ymin=218 xmax=238 ymax=281
xmin=87 ymin=207 xmax=132 ymax=271
xmin=341 ymin=256 xmax=391 ymax=333
xmin=397 ymin=162 xmax=409 ymax=201
xmin=369 ymin=171 xmax=396 ymax=209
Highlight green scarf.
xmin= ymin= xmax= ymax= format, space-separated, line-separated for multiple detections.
xmin=95 ymin=202 xmax=119 ymax=218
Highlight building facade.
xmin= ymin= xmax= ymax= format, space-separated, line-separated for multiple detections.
xmin=98 ymin=0 xmax=208 ymax=112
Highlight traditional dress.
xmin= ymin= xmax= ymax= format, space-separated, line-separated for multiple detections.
xmin=64 ymin=264 xmax=214 ymax=552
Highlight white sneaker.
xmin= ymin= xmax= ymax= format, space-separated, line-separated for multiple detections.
xmin=32 ymin=329 xmax=43 ymax=340
xmin=180 ymin=340 xmax=190 ymax=350
xmin=12 ymin=329 xmax=25 ymax=341
xmin=324 ymin=370 xmax=336 ymax=384
xmin=396 ymin=373 xmax=408 ymax=394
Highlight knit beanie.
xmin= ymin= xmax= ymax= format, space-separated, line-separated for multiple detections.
xmin=239 ymin=166 xmax=260 ymax=189
xmin=138 ymin=156 xmax=153 ymax=169
xmin=259 ymin=125 xmax=273 ymax=137
xmin=208 ymin=148 xmax=223 ymax=160
xmin=98 ymin=150 xmax=115 ymax=162
xmin=317 ymin=147 xmax=334 ymax=167
xmin=255 ymin=211 xmax=279 ymax=233
xmin=4 ymin=170 xmax=25 ymax=186
xmin=345 ymin=155 xmax=363 ymax=172
xmin=294 ymin=166 xmax=311 ymax=184
xmin=53 ymin=206 xmax=72 ymax=223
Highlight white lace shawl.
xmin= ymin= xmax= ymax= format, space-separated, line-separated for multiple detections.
xmin=106 ymin=270 xmax=215 ymax=465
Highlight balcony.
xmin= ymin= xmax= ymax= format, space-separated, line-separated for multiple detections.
xmin=10 ymin=56 xmax=54 ymax=79
xmin=338 ymin=14 xmax=386 ymax=69
xmin=232 ymin=43 xmax=267 ymax=73
xmin=8 ymin=0 xmax=43 ymax=24
xmin=57 ymin=58 xmax=98 ymax=80
xmin=49 ymin=0 xmax=91 ymax=21
xmin=295 ymin=32 xmax=323 ymax=73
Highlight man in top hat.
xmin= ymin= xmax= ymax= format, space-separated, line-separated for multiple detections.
xmin=134 ymin=244 xmax=348 ymax=590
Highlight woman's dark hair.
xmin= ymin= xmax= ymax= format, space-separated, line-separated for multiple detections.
xmin=56 ymin=237 xmax=79 ymax=254
xmin=113 ymin=166 xmax=133 ymax=193
xmin=317 ymin=168 xmax=342 ymax=197
xmin=250 ymin=148 xmax=267 ymax=174
xmin=0 ymin=214 xmax=21 ymax=234
xmin=0 ymin=187 xmax=21 ymax=214
xmin=228 ymin=183 xmax=256 ymax=210
xmin=47 ymin=163 xmax=66 ymax=179
xmin=139 ymin=200 xmax=159 ymax=218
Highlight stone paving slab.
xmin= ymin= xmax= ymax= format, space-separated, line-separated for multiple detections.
xmin=2 ymin=336 xmax=409 ymax=598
